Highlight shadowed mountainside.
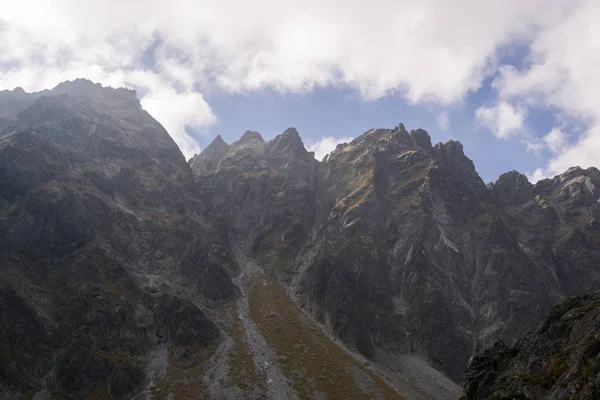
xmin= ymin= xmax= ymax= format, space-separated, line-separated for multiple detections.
xmin=0 ymin=80 xmax=238 ymax=398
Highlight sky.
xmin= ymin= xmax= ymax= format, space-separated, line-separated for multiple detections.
xmin=1 ymin=0 xmax=599 ymax=183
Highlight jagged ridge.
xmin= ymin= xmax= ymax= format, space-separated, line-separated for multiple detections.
xmin=194 ymin=122 xmax=600 ymax=384
xmin=1 ymin=80 xmax=599 ymax=400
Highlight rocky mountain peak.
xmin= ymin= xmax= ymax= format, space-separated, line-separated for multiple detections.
xmin=410 ymin=128 xmax=433 ymax=152
xmin=0 ymin=87 xmax=37 ymax=130
xmin=329 ymin=124 xmax=422 ymax=162
xmin=281 ymin=127 xmax=300 ymax=137
xmin=432 ymin=140 xmax=480 ymax=179
xmin=52 ymin=78 xmax=100 ymax=91
xmin=490 ymin=170 xmax=534 ymax=206
xmin=238 ymin=130 xmax=265 ymax=144
xmin=268 ymin=127 xmax=308 ymax=156
xmin=212 ymin=134 xmax=226 ymax=144
xmin=1 ymin=80 xmax=141 ymax=133
xmin=203 ymin=134 xmax=229 ymax=153
xmin=434 ymin=139 xmax=463 ymax=156
xmin=190 ymin=135 xmax=230 ymax=176
xmin=50 ymin=78 xmax=138 ymax=101
xmin=559 ymin=165 xmax=585 ymax=181
xmin=532 ymin=166 xmax=600 ymax=207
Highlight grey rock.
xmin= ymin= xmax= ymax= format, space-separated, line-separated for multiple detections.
xmin=190 ymin=135 xmax=229 ymax=176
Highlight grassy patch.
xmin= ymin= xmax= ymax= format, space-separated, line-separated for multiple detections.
xmin=582 ymin=357 xmax=597 ymax=385
xmin=249 ymin=276 xmax=402 ymax=399
xmin=518 ymin=350 xmax=569 ymax=389
xmin=575 ymin=301 xmax=600 ymax=314
xmin=85 ymin=387 xmax=110 ymax=400
xmin=469 ymin=212 xmax=494 ymax=234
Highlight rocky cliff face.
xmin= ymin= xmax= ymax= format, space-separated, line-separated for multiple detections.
xmin=293 ymin=129 xmax=600 ymax=381
xmin=0 ymin=80 xmax=238 ymax=399
xmin=462 ymin=292 xmax=600 ymax=399
xmin=193 ymin=127 xmax=318 ymax=268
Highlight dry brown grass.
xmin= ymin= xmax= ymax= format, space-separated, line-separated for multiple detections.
xmin=249 ymin=276 xmax=403 ymax=399
xmin=143 ymin=355 xmax=205 ymax=399
xmin=85 ymin=387 xmax=110 ymax=400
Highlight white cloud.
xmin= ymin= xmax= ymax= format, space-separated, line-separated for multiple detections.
xmin=307 ymin=136 xmax=354 ymax=161
xmin=492 ymin=0 xmax=600 ymax=179
xmin=437 ymin=111 xmax=450 ymax=131
xmin=0 ymin=0 xmax=574 ymax=158
xmin=136 ymin=84 xmax=215 ymax=157
xmin=475 ymin=101 xmax=527 ymax=139
xmin=523 ymin=139 xmax=545 ymax=154
xmin=2 ymin=0 xmax=599 ymax=176
xmin=528 ymin=168 xmax=550 ymax=183
xmin=543 ymin=127 xmax=567 ymax=155
xmin=539 ymin=126 xmax=600 ymax=178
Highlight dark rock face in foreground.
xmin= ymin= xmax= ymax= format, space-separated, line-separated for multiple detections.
xmin=462 ymin=293 xmax=600 ymax=399
xmin=0 ymin=80 xmax=237 ymax=399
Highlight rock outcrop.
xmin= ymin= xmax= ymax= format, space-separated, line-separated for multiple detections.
xmin=189 ymin=135 xmax=229 ymax=176
xmin=462 ymin=293 xmax=600 ymax=399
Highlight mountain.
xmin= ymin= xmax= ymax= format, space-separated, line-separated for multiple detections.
xmin=0 ymin=80 xmax=238 ymax=399
xmin=194 ymin=126 xmax=318 ymax=265
xmin=1 ymin=79 xmax=599 ymax=399
xmin=462 ymin=292 xmax=600 ymax=399
xmin=197 ymin=122 xmax=600 ymax=383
